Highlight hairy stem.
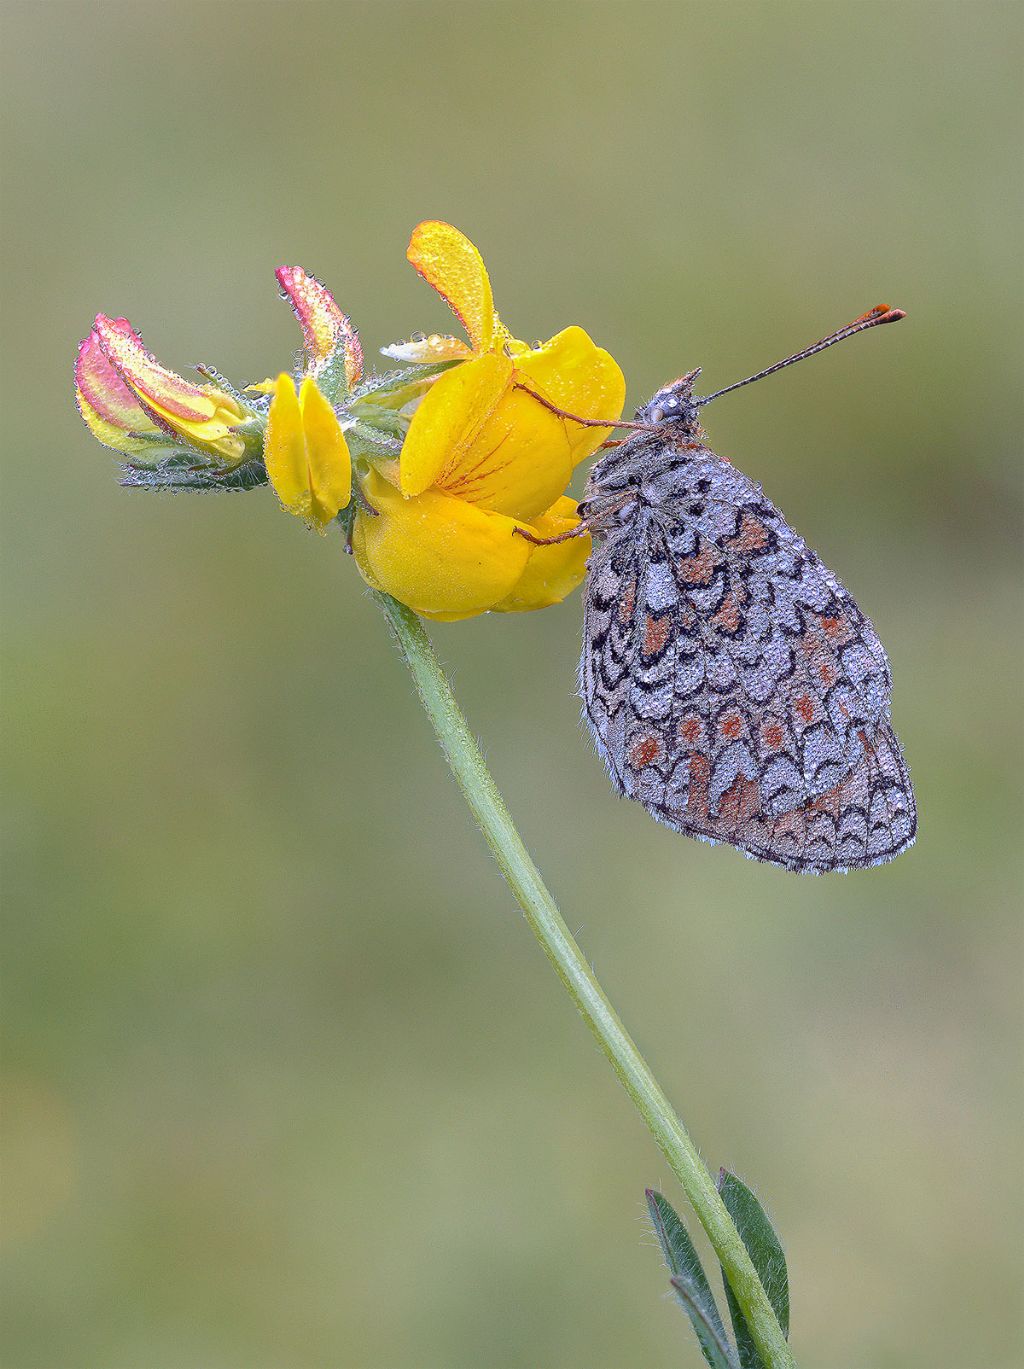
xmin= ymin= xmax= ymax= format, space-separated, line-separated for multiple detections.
xmin=375 ymin=590 xmax=796 ymax=1369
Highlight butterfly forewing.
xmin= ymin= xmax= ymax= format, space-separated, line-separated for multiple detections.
xmin=581 ymin=442 xmax=916 ymax=872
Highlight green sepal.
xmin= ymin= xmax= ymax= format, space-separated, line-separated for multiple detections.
xmin=347 ymin=403 xmax=407 ymax=440
xmin=102 ymin=433 xmax=196 ymax=465
xmin=646 ymin=1189 xmax=736 ymax=1369
xmin=348 ymin=359 xmax=460 ymax=410
xmin=716 ymin=1171 xmax=790 ymax=1369
xmin=316 ymin=341 xmax=353 ymax=406
xmin=119 ymin=455 xmax=268 ymax=492
xmin=346 ymin=428 xmax=403 ymax=463
xmin=230 ymin=415 xmax=269 ymax=463
xmin=102 ymin=414 xmax=265 ymax=472
xmin=334 ymin=499 xmax=357 ymax=548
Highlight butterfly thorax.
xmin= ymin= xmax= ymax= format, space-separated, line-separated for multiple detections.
xmin=581 ymin=408 xmax=716 ymax=537
xmin=581 ymin=370 xmax=713 ymax=527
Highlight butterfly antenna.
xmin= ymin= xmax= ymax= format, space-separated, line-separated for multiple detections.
xmin=696 ymin=305 xmax=906 ymax=407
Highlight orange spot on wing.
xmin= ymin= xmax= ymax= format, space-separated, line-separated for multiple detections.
xmin=618 ymin=579 xmax=636 ymax=624
xmin=728 ymin=512 xmax=769 ymax=554
xmin=685 ymin=756 xmax=711 ymax=820
xmin=677 ymin=546 xmax=717 ymax=585
xmin=629 ymin=735 xmax=662 ymax=768
xmin=679 ymin=717 xmax=702 ymax=744
xmin=720 ymin=713 xmax=742 ymax=739
xmin=795 ymin=694 xmax=815 ymax=723
xmin=762 ymin=722 xmax=784 ymax=749
xmin=718 ymin=773 xmax=762 ymax=821
xmin=642 ymin=614 xmax=670 ymax=655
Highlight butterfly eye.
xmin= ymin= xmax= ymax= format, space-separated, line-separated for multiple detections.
xmin=644 ymin=392 xmax=684 ymax=424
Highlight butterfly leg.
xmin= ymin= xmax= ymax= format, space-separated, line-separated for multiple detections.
xmin=513 ymin=522 xmax=591 ymax=548
xmin=513 ymin=382 xmax=656 ymax=434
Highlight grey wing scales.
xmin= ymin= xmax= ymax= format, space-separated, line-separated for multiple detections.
xmin=580 ymin=457 xmax=916 ymax=872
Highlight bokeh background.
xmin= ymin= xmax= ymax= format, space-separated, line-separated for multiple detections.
xmin=2 ymin=3 xmax=1021 ymax=1367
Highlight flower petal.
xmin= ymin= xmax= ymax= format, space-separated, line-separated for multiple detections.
xmin=264 ymin=373 xmax=307 ymax=510
xmin=407 ymin=221 xmax=496 ymax=353
xmin=299 ymin=377 xmax=351 ymax=523
xmin=493 ymin=496 xmax=592 ymax=613
xmin=75 ymin=327 xmax=158 ymax=433
xmin=91 ymin=314 xmax=247 ymax=463
xmin=512 ymin=325 xmax=625 ymax=467
xmin=92 ymin=315 xmax=220 ymax=423
xmin=433 ymin=327 xmax=624 ymax=521
xmin=380 ymin=334 xmax=474 ymax=364
xmin=351 ymin=468 xmax=530 ymax=617
xmin=399 ymin=351 xmax=513 ymax=498
xmin=75 ymin=391 xmax=169 ymax=459
xmin=276 ymin=265 xmax=363 ymax=389
xmin=434 ymin=377 xmax=574 ymax=521
xmin=264 ymin=374 xmax=351 ymax=533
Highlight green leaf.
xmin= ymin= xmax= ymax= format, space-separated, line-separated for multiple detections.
xmin=646 ymin=1189 xmax=736 ymax=1369
xmin=669 ymin=1276 xmax=737 ymax=1369
xmin=716 ymin=1171 xmax=789 ymax=1369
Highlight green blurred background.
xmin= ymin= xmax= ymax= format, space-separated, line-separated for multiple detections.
xmin=2 ymin=3 xmax=1021 ymax=1366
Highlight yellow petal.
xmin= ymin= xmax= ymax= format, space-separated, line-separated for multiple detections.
xmin=407 ymin=221 xmax=496 ymax=353
xmin=299 ymin=377 xmax=352 ymax=523
xmin=264 ymin=374 xmax=351 ymax=532
xmin=75 ymin=390 xmax=164 ymax=458
xmin=435 ymin=376 xmax=574 ymax=521
xmin=351 ymin=468 xmax=530 ymax=617
xmin=512 ymin=325 xmax=625 ymax=467
xmin=264 ymin=373 xmax=307 ymax=508
xmin=433 ymin=327 xmax=624 ymax=521
xmin=494 ymin=497 xmax=592 ymax=613
xmin=399 ymin=351 xmax=513 ymax=498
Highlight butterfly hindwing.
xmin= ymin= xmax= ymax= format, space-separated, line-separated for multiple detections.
xmin=580 ymin=447 xmax=916 ymax=872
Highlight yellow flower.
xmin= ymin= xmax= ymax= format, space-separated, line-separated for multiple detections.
xmin=77 ymin=315 xmax=248 ymax=464
xmin=264 ymin=373 xmax=352 ymax=532
xmin=353 ymin=222 xmax=625 ymax=620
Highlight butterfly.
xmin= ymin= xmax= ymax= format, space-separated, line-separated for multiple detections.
xmin=520 ymin=306 xmax=916 ymax=873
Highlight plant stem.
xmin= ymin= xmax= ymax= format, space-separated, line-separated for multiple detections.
xmin=375 ymin=591 xmax=796 ymax=1369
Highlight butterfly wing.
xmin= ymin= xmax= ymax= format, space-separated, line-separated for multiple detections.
xmin=673 ymin=719 xmax=915 ymax=872
xmin=581 ymin=454 xmax=916 ymax=872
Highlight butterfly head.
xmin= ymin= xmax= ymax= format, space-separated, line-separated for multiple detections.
xmin=635 ymin=368 xmax=703 ymax=437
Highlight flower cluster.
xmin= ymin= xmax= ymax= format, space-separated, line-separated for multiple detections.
xmin=76 ymin=223 xmax=625 ymax=620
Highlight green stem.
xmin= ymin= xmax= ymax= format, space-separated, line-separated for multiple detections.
xmin=375 ymin=591 xmax=796 ymax=1369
